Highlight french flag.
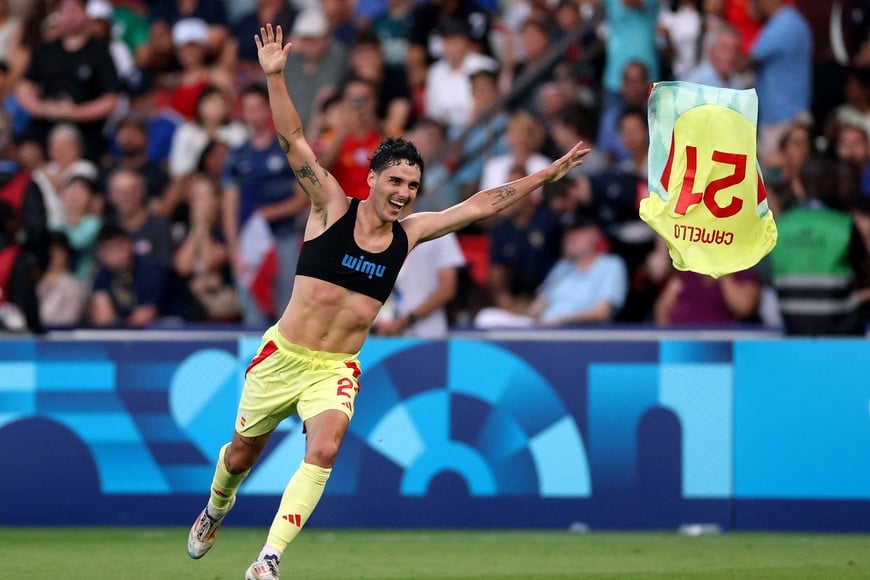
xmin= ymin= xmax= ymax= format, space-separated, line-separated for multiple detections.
xmin=238 ymin=210 xmax=278 ymax=317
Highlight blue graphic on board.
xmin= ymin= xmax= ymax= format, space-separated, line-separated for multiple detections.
xmin=1 ymin=335 xmax=869 ymax=530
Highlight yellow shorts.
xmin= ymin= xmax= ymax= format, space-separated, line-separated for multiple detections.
xmin=235 ymin=325 xmax=362 ymax=437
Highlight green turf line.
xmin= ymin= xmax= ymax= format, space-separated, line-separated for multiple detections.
xmin=0 ymin=529 xmax=868 ymax=579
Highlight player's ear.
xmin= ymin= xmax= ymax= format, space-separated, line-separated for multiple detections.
xmin=367 ymin=169 xmax=376 ymax=190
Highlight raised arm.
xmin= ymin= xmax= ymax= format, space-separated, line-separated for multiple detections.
xmin=404 ymin=141 xmax=590 ymax=245
xmin=255 ymin=24 xmax=342 ymax=212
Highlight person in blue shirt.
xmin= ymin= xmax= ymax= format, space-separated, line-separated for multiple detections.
xmin=222 ymin=83 xmax=309 ymax=326
xmin=748 ymin=0 xmax=813 ymax=165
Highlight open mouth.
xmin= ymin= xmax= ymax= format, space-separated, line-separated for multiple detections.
xmin=388 ymin=199 xmax=405 ymax=211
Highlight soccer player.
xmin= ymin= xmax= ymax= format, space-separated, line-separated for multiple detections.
xmin=186 ymin=23 xmax=590 ymax=580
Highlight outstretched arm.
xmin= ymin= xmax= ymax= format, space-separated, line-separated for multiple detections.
xmin=404 ymin=141 xmax=590 ymax=245
xmin=255 ymin=24 xmax=343 ymax=213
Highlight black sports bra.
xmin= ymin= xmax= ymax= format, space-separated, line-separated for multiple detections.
xmin=295 ymin=198 xmax=409 ymax=303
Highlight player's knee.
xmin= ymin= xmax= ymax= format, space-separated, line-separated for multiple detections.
xmin=305 ymin=441 xmax=340 ymax=468
xmin=224 ymin=442 xmax=258 ymax=473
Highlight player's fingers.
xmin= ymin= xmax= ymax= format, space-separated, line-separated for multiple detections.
xmin=276 ymin=24 xmax=283 ymax=45
xmin=254 ymin=33 xmax=262 ymax=49
xmin=266 ymin=22 xmax=274 ymax=42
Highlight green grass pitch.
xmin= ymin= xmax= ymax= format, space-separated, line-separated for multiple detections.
xmin=1 ymin=528 xmax=868 ymax=579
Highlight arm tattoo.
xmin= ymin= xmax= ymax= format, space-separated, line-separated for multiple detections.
xmin=276 ymin=131 xmax=290 ymax=154
xmin=486 ymin=185 xmax=517 ymax=206
xmin=295 ymin=161 xmax=321 ymax=188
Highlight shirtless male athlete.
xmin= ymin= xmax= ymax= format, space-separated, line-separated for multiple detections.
xmin=187 ymin=23 xmax=590 ymax=580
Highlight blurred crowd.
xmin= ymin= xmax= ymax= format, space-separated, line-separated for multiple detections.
xmin=0 ymin=0 xmax=868 ymax=337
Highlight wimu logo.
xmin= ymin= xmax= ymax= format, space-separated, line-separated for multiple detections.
xmin=341 ymin=254 xmax=387 ymax=279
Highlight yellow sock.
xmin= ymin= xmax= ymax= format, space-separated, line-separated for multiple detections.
xmin=209 ymin=444 xmax=249 ymax=511
xmin=265 ymin=461 xmax=332 ymax=551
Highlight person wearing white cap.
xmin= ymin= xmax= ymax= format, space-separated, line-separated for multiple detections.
xmin=281 ymin=7 xmax=346 ymax=128
xmin=86 ymin=0 xmax=136 ymax=85
xmin=166 ymin=18 xmax=233 ymax=120
xmin=141 ymin=0 xmax=231 ymax=81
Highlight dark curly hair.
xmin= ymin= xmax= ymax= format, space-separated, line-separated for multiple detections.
xmin=369 ymin=137 xmax=425 ymax=176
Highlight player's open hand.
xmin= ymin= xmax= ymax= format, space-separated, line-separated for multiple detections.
xmin=255 ymin=23 xmax=291 ymax=76
xmin=546 ymin=141 xmax=591 ymax=183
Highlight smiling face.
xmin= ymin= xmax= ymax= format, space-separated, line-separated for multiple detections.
xmin=366 ymin=161 xmax=422 ymax=221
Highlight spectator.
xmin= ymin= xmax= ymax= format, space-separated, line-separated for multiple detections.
xmin=50 ymin=175 xmax=101 ymax=284
xmin=86 ymin=0 xmax=136 ymax=90
xmin=504 ymin=16 xmax=560 ymax=112
xmin=375 ymin=199 xmax=466 ymax=338
xmin=683 ymin=24 xmax=746 ymax=88
xmin=554 ymin=0 xmax=606 ymax=90
xmin=659 ymin=0 xmax=703 ymax=80
xmin=34 ymin=123 xmax=98 ymax=225
xmin=102 ymin=112 xmax=171 ymax=211
xmin=598 ymin=60 xmax=649 ymax=164
xmin=370 ymin=0 xmax=414 ymax=75
xmin=16 ymin=0 xmax=121 ymax=162
xmin=480 ymin=110 xmax=551 ymax=192
xmin=89 ymin=223 xmax=167 ymax=327
xmin=534 ymin=82 xmax=583 ymax=154
xmin=0 ymin=199 xmax=41 ymax=333
xmin=747 ymin=0 xmax=813 ymax=166
xmin=475 ymin=210 xmax=628 ymax=328
xmin=770 ymin=157 xmax=867 ymax=335
xmin=160 ymin=86 xmax=248 ymax=221
xmin=0 ymin=137 xmax=48 ymax=268
xmin=233 ymin=0 xmax=298 ymax=84
xmin=172 ymin=175 xmax=238 ymax=322
xmin=0 ymin=60 xmax=28 ymax=141
xmin=581 ymin=166 xmax=659 ymax=321
xmin=407 ymin=0 xmax=493 ymax=66
xmin=831 ymin=67 xmax=870 ymax=142
xmin=109 ymin=0 xmax=151 ymax=71
xmin=616 ymin=107 xmax=649 ymax=178
xmin=168 ymin=85 xmax=247 ymax=180
xmin=165 ymin=18 xmax=234 ymax=120
xmin=601 ymin=0 xmax=659 ymax=111
xmin=423 ymin=17 xmax=498 ymax=133
xmin=654 ymin=270 xmax=762 ymax=325
xmin=145 ymin=0 xmax=230 ymax=69
xmin=406 ymin=116 xmax=458 ymax=212
xmin=106 ymin=167 xmax=174 ymax=269
xmin=283 ymin=7 xmax=347 ymax=128
xmin=117 ymin=77 xmax=184 ymax=167
xmin=7 ymin=0 xmax=59 ymax=104
xmin=321 ymin=0 xmax=358 ymax=46
xmin=549 ymin=103 xmax=608 ymax=177
xmin=222 ymin=83 xmax=307 ymax=325
xmin=448 ymin=67 xmax=510 ymax=199
xmin=486 ymin=165 xmax=564 ymax=314
xmin=37 ymin=231 xmax=85 ymax=327
xmin=344 ymin=30 xmax=412 ymax=137
xmin=834 ymin=123 xmax=870 ymax=197
xmin=767 ymin=122 xmax=814 ymax=214
xmin=0 ymin=0 xmax=21 ymax=94
xmin=320 ymin=76 xmax=383 ymax=200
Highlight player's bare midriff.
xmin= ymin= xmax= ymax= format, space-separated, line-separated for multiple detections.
xmin=277 ymin=274 xmax=382 ymax=355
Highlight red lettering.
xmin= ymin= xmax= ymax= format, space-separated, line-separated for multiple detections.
xmin=675 ymin=145 xmax=702 ymax=215
xmin=704 ymin=151 xmax=746 ymax=218
xmin=673 ymin=146 xmax=748 ymax=218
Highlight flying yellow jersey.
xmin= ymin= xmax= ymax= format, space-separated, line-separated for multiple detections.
xmin=640 ymin=81 xmax=777 ymax=278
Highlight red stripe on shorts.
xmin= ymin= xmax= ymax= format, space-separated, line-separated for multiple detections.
xmin=245 ymin=340 xmax=278 ymax=376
